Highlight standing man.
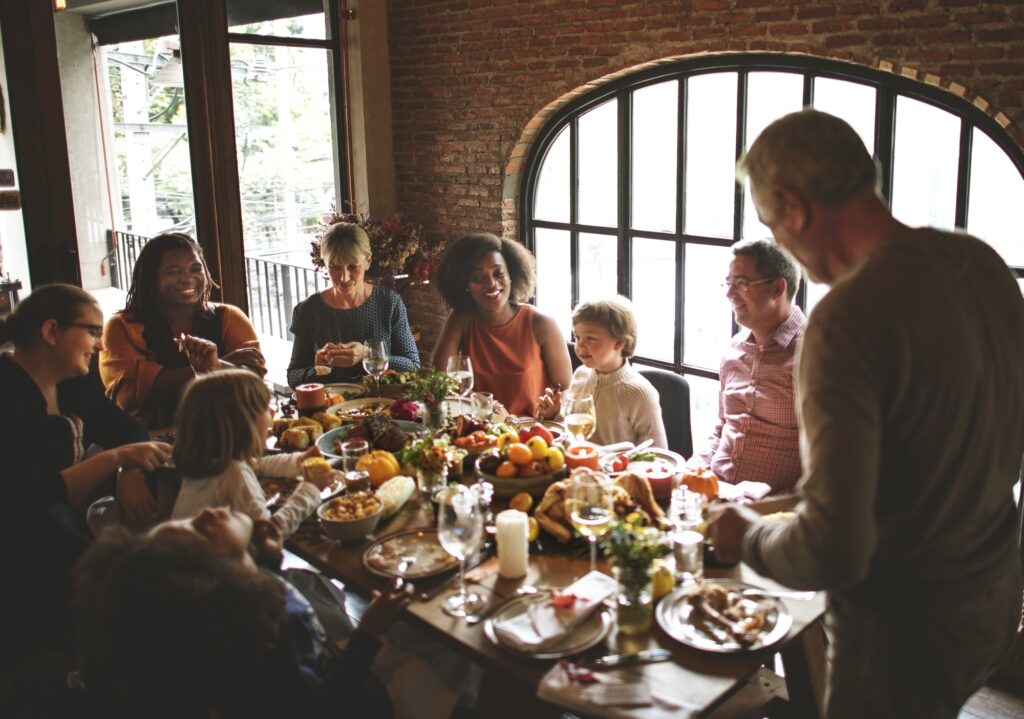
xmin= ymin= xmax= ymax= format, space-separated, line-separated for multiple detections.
xmin=710 ymin=109 xmax=1024 ymax=718
xmin=690 ymin=239 xmax=806 ymax=494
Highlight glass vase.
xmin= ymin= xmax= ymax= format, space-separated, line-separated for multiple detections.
xmin=614 ymin=567 xmax=653 ymax=636
xmin=417 ymin=465 xmax=448 ymax=504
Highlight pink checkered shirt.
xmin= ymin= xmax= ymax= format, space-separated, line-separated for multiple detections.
xmin=694 ymin=307 xmax=806 ymax=494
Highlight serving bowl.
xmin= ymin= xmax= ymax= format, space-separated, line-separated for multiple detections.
xmin=474 ymin=455 xmax=567 ymax=499
xmin=316 ymin=420 xmax=429 ymax=458
xmin=317 ymin=493 xmax=384 ymax=541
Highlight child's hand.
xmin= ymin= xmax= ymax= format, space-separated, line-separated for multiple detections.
xmin=534 ymin=387 xmax=561 ymax=419
xmin=299 ymin=445 xmax=323 ymax=462
xmin=358 ymin=583 xmax=414 ymax=638
xmin=252 ymin=517 xmax=284 ymax=566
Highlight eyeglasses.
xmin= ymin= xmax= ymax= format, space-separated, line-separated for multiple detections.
xmin=61 ymin=322 xmax=104 ymax=340
xmin=720 ymin=277 xmax=776 ymax=293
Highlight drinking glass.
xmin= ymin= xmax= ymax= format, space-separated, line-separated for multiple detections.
xmin=567 ymin=469 xmax=613 ymax=574
xmin=436 ymin=485 xmax=486 ymax=617
xmin=362 ymin=339 xmax=389 ymax=396
xmin=446 ymin=354 xmax=474 ymax=415
xmin=470 ymin=391 xmax=493 ymax=422
xmin=562 ymin=393 xmax=597 ymax=444
xmin=340 ymin=439 xmax=369 ymax=472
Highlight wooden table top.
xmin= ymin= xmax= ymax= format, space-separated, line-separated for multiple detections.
xmin=288 ymin=489 xmax=826 ymax=717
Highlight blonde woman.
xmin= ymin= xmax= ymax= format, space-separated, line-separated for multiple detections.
xmin=171 ymin=370 xmax=332 ymax=537
xmin=287 ymin=222 xmax=420 ymax=388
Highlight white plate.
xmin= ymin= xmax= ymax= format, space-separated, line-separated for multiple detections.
xmin=656 ymin=580 xmax=793 ymax=653
xmin=326 ymin=397 xmax=395 ymax=422
xmin=484 ymin=592 xmax=613 ymax=659
xmin=440 ymin=397 xmax=507 ymax=424
xmin=290 ymin=382 xmax=365 ymax=403
xmin=363 ymin=529 xmax=460 ymax=580
xmin=599 ymin=447 xmax=684 ymax=499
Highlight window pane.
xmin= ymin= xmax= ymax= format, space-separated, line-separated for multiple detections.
xmin=632 ymin=237 xmax=676 ymax=361
xmin=1018 ymin=278 xmax=1024 ymax=296
xmin=967 ymin=128 xmax=1024 ymax=267
xmin=812 ymin=77 xmax=876 ymax=155
xmin=227 ymin=8 xmax=327 ymax=40
xmin=684 ymin=72 xmax=737 ymax=238
xmin=683 ymin=244 xmax=732 ymax=369
xmin=579 ymin=232 xmax=618 ymax=302
xmin=686 ymin=373 xmax=722 ymax=456
xmin=632 ymin=80 xmax=678 ymax=232
xmin=534 ymin=126 xmax=569 ymax=222
xmin=743 ymin=72 xmax=804 ymax=240
xmin=535 ymin=228 xmax=572 ymax=339
xmin=891 ymin=96 xmax=959 ymax=230
xmin=578 ymin=99 xmax=618 ymax=227
xmin=804 ymin=279 xmax=829 ymax=315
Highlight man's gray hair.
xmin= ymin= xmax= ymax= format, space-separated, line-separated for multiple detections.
xmin=737 ymin=109 xmax=880 ymax=217
xmin=732 ymin=239 xmax=801 ymax=300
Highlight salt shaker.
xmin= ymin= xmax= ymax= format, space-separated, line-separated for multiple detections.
xmin=495 ymin=509 xmax=529 ymax=579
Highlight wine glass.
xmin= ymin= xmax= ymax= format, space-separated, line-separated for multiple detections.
xmin=562 ymin=393 xmax=597 ymax=444
xmin=446 ymin=354 xmax=474 ymax=415
xmin=436 ymin=485 xmax=486 ymax=617
xmin=362 ymin=339 xmax=389 ymax=397
xmin=567 ymin=469 xmax=613 ymax=575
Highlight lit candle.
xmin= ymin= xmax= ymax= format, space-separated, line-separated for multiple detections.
xmin=294 ymin=383 xmax=327 ymax=415
xmin=495 ymin=509 xmax=529 ymax=579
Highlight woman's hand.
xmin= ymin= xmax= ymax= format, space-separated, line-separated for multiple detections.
xmin=115 ymin=441 xmax=172 ymax=473
xmin=116 ymin=467 xmax=157 ymax=528
xmin=221 ymin=346 xmax=267 ymax=373
xmin=358 ymin=583 xmax=414 ymax=638
xmin=176 ymin=334 xmax=219 ymax=373
xmin=314 ymin=341 xmax=365 ymax=368
xmin=534 ymin=387 xmax=562 ymax=419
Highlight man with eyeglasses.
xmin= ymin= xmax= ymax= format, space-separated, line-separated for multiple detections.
xmin=689 ymin=238 xmax=805 ymax=495
xmin=710 ymin=109 xmax=1024 ymax=719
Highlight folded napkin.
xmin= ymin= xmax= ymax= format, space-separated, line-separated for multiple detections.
xmin=494 ymin=571 xmax=616 ymax=652
xmin=717 ymin=480 xmax=772 ymax=502
xmin=537 ymin=662 xmax=696 ymax=719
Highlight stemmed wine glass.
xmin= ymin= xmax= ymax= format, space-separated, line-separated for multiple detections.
xmin=568 ymin=469 xmax=613 ymax=574
xmin=562 ymin=393 xmax=597 ymax=444
xmin=436 ymin=485 xmax=486 ymax=617
xmin=362 ymin=339 xmax=389 ymax=397
xmin=446 ymin=353 xmax=474 ymax=415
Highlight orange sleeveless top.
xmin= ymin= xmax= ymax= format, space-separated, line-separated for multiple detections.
xmin=464 ymin=304 xmax=547 ymax=416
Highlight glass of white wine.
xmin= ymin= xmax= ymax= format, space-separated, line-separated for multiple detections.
xmin=568 ymin=469 xmax=613 ymax=574
xmin=362 ymin=338 xmax=389 ymax=397
xmin=446 ymin=353 xmax=474 ymax=415
xmin=562 ymin=393 xmax=597 ymax=444
xmin=437 ymin=485 xmax=486 ymax=617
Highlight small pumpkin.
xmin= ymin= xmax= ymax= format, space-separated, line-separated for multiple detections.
xmin=356 ymin=450 xmax=401 ymax=488
xmin=679 ymin=466 xmax=719 ymax=500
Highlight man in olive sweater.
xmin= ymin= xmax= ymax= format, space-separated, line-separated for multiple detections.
xmin=710 ymin=110 xmax=1024 ymax=719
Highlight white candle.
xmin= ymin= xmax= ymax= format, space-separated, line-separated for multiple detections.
xmin=495 ymin=509 xmax=529 ymax=579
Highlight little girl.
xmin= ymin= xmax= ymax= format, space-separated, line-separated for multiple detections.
xmin=171 ymin=369 xmax=332 ymax=536
xmin=536 ymin=296 xmax=667 ymax=448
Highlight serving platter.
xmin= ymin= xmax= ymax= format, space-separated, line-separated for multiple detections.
xmin=599 ymin=447 xmax=685 ymax=500
xmin=656 ymin=580 xmax=792 ymax=653
xmin=326 ymin=397 xmax=395 ymax=422
xmin=484 ymin=592 xmax=613 ymax=659
xmin=316 ymin=420 xmax=428 ymax=458
xmin=363 ymin=528 xmax=459 ymax=580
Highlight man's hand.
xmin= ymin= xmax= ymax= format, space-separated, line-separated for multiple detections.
xmin=116 ymin=468 xmax=157 ymax=529
xmin=707 ymin=503 xmax=762 ymax=565
xmin=358 ymin=583 xmax=414 ymax=638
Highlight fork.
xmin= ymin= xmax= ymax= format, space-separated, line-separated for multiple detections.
xmin=741 ymin=588 xmax=815 ymax=601
xmin=393 ymin=555 xmax=416 ymax=591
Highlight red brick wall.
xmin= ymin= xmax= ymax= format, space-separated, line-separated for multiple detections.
xmin=388 ymin=0 xmax=1024 ymax=355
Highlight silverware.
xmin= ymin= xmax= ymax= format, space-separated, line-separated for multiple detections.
xmin=393 ymin=555 xmax=415 ymax=591
xmin=591 ymin=648 xmax=672 ymax=669
xmin=741 ymin=588 xmax=815 ymax=601
xmin=625 ymin=438 xmax=654 ymax=458
xmin=465 ymin=598 xmax=507 ymax=625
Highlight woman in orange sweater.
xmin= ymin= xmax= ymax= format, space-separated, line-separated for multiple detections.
xmin=100 ymin=233 xmax=266 ymax=429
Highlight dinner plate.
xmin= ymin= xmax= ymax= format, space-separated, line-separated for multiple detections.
xmin=291 ymin=382 xmax=366 ymax=404
xmin=440 ymin=397 xmax=507 ymax=424
xmin=363 ymin=528 xmax=459 ymax=580
xmin=656 ymin=580 xmax=793 ymax=653
xmin=484 ymin=593 xmax=613 ymax=659
xmin=326 ymin=397 xmax=395 ymax=422
xmin=599 ymin=447 xmax=685 ymax=500
xmin=260 ymin=474 xmax=343 ymax=509
xmin=316 ymin=420 xmax=428 ymax=458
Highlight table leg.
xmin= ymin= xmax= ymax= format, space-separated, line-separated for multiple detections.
xmin=778 ymin=617 xmax=827 ymax=718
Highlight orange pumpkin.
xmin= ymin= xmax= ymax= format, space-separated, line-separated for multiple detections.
xmin=679 ymin=466 xmax=719 ymax=500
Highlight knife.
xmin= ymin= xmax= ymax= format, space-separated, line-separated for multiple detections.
xmin=591 ymin=648 xmax=671 ymax=669
xmin=625 ymin=438 xmax=654 ymax=458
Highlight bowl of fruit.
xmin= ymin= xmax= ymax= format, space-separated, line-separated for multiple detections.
xmin=474 ymin=426 xmax=568 ymax=499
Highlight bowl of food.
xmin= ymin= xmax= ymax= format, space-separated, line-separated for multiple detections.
xmin=316 ymin=418 xmax=429 ymax=458
xmin=318 ymin=491 xmax=384 ymax=541
xmin=474 ymin=440 xmax=568 ymax=499
xmin=362 ymin=370 xmax=413 ymax=399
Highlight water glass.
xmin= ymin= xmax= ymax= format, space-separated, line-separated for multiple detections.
xmin=669 ymin=487 xmax=703 ymax=528
xmin=341 ymin=439 xmax=369 ymax=472
xmin=437 ymin=486 xmax=486 ymax=617
xmin=470 ymin=391 xmax=493 ymax=421
xmin=673 ymin=528 xmax=704 ymax=584
xmin=446 ymin=354 xmax=474 ymax=414
xmin=343 ymin=469 xmax=371 ymax=493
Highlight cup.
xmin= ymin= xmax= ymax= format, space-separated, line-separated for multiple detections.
xmin=470 ymin=391 xmax=494 ymax=421
xmin=673 ymin=528 xmax=704 ymax=584
xmin=340 ymin=439 xmax=369 ymax=472
xmin=669 ymin=487 xmax=703 ymax=529
xmin=343 ymin=469 xmax=371 ymax=493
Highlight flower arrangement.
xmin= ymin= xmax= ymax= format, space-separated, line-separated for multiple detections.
xmin=598 ymin=515 xmax=671 ymax=588
xmin=402 ymin=365 xmax=458 ymax=413
xmin=311 ymin=209 xmax=442 ymax=286
xmin=399 ymin=435 xmax=454 ymax=473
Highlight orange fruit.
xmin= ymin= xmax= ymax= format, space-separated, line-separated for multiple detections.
xmin=506 ymin=442 xmax=533 ymax=465
xmin=527 ymin=516 xmax=540 ymax=543
xmin=496 ymin=460 xmax=518 ymax=478
xmin=508 ymin=492 xmax=533 ymax=512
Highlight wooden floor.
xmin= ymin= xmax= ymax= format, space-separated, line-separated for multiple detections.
xmin=959 ymin=683 xmax=1024 ymax=719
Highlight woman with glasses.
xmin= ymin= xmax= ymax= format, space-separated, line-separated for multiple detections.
xmin=431 ymin=232 xmax=572 ymax=417
xmin=100 ymin=233 xmax=266 ymax=429
xmin=0 ymin=284 xmax=170 ymax=651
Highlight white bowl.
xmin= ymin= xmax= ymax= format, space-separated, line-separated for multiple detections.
xmin=317 ymin=495 xmax=383 ymax=541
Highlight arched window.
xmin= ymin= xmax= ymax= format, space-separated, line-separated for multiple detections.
xmin=521 ymin=54 xmax=1024 ymax=442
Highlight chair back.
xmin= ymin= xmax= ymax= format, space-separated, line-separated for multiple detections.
xmin=637 ymin=367 xmax=693 ymax=459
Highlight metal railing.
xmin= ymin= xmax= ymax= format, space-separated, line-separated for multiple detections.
xmin=107 ymin=230 xmax=327 ymax=341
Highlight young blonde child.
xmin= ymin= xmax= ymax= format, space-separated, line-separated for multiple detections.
xmin=536 ymin=296 xmax=667 ymax=448
xmin=171 ymin=369 xmax=333 ymax=536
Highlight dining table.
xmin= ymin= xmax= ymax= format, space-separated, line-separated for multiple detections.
xmin=287 ymin=480 xmax=829 ymax=718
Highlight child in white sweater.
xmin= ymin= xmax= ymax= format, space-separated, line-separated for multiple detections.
xmin=171 ymin=370 xmax=333 ymax=536
xmin=536 ymin=296 xmax=667 ymax=449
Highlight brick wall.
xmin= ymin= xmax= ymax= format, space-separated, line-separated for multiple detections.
xmin=388 ymin=0 xmax=1024 ymax=355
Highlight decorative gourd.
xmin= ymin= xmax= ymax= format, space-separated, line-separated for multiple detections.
xmin=679 ymin=466 xmax=719 ymax=500
xmin=356 ymin=450 xmax=401 ymax=488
